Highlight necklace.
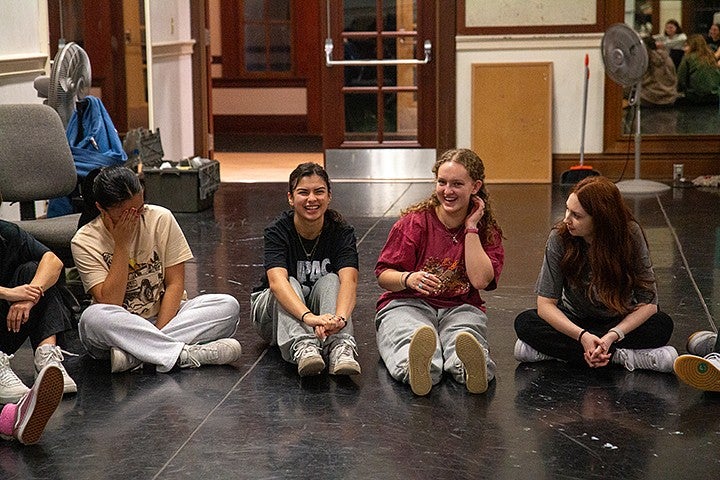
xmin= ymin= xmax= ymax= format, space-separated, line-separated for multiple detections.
xmin=436 ymin=207 xmax=463 ymax=244
xmin=298 ymin=232 xmax=321 ymax=259
xmin=443 ymin=224 xmax=464 ymax=244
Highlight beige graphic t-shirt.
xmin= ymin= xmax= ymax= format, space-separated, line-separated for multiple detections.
xmin=71 ymin=204 xmax=193 ymax=319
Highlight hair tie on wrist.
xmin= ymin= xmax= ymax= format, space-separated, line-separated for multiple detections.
xmin=402 ymin=272 xmax=411 ymax=288
xmin=465 ymin=227 xmax=479 ymax=235
xmin=578 ymin=329 xmax=588 ymax=342
xmin=301 ymin=311 xmax=311 ymax=322
xmin=609 ymin=327 xmax=625 ymax=342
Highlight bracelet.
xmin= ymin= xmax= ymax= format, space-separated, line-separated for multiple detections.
xmin=609 ymin=327 xmax=625 ymax=342
xmin=578 ymin=329 xmax=588 ymax=342
xmin=465 ymin=227 xmax=479 ymax=235
xmin=300 ymin=311 xmax=311 ymax=323
xmin=401 ymin=272 xmax=411 ymax=289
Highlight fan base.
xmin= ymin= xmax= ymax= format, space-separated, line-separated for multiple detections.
xmin=616 ymin=179 xmax=671 ymax=195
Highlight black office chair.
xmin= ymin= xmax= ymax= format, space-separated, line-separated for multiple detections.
xmin=0 ymin=104 xmax=81 ymax=268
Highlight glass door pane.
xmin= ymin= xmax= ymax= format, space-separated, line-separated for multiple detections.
xmin=341 ymin=0 xmax=418 ymax=144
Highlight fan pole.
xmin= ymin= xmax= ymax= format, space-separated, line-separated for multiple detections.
xmin=615 ymin=82 xmax=671 ymax=195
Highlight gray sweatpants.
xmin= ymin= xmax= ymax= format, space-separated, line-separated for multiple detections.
xmin=250 ymin=273 xmax=354 ymax=363
xmin=375 ymin=298 xmax=495 ymax=385
xmin=79 ymin=294 xmax=240 ymax=372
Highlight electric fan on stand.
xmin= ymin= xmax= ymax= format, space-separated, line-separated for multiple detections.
xmin=34 ymin=42 xmax=92 ymax=128
xmin=601 ymin=23 xmax=670 ymax=194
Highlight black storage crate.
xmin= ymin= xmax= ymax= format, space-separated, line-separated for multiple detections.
xmin=143 ymin=160 xmax=220 ymax=212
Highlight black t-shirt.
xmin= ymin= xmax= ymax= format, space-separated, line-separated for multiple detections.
xmin=254 ymin=210 xmax=358 ymax=292
xmin=0 ymin=220 xmax=50 ymax=287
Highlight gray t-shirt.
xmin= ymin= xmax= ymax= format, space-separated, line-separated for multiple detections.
xmin=535 ymin=223 xmax=657 ymax=320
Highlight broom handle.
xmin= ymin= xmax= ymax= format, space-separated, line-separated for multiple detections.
xmin=580 ymin=54 xmax=589 ymax=166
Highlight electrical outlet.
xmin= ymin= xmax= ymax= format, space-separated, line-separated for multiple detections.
xmin=673 ymin=163 xmax=684 ymax=181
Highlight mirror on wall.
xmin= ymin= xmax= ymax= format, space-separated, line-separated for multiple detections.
xmin=623 ymin=1 xmax=720 ymax=135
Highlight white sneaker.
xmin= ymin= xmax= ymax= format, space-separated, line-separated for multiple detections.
xmin=674 ymin=352 xmax=720 ymax=392
xmin=0 ymin=352 xmax=29 ymax=404
xmin=328 ymin=339 xmax=361 ymax=376
xmin=514 ymin=339 xmax=554 ymax=363
xmin=292 ymin=340 xmax=325 ymax=377
xmin=33 ymin=344 xmax=77 ymax=394
xmin=178 ymin=339 xmax=242 ymax=368
xmin=613 ymin=346 xmax=678 ymax=372
xmin=686 ymin=331 xmax=717 ymax=357
xmin=13 ymin=365 xmax=64 ymax=445
xmin=110 ymin=347 xmax=143 ymax=373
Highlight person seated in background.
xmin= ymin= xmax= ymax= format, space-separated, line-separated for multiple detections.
xmin=640 ymin=36 xmax=678 ymax=106
xmin=654 ymin=19 xmax=687 ymax=69
xmin=0 ymin=365 xmax=63 ymax=445
xmin=71 ymin=166 xmax=242 ymax=374
xmin=0 ymin=219 xmax=76 ymax=399
xmin=674 ymin=330 xmax=720 ymax=392
xmin=706 ymin=23 xmax=720 ymax=52
xmin=677 ymin=34 xmax=720 ymax=105
xmin=514 ymin=176 xmax=678 ymax=373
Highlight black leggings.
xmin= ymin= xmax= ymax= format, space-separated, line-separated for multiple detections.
xmin=0 ymin=261 xmax=72 ymax=353
xmin=514 ymin=308 xmax=674 ymax=366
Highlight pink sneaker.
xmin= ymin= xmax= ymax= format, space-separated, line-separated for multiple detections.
xmin=13 ymin=365 xmax=64 ymax=445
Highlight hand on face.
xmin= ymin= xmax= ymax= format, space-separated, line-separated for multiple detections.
xmin=104 ymin=206 xmax=143 ymax=246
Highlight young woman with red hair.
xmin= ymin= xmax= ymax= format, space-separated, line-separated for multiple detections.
xmin=514 ymin=176 xmax=677 ymax=372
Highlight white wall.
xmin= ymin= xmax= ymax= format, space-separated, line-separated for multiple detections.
xmin=0 ymin=0 xmax=49 ymax=220
xmin=456 ymin=34 xmax=605 ymax=155
xmin=148 ymin=0 xmax=195 ymax=161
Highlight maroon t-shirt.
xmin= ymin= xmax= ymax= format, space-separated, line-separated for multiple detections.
xmin=375 ymin=208 xmax=504 ymax=312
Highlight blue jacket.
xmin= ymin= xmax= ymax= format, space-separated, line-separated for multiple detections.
xmin=48 ymin=96 xmax=127 ymax=217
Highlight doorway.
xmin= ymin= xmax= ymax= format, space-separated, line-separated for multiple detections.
xmin=321 ymin=0 xmax=452 ymax=180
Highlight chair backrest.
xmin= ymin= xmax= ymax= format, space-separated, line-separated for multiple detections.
xmin=0 ymin=104 xmax=77 ymax=203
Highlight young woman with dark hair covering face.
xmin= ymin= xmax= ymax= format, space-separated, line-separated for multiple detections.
xmin=514 ymin=176 xmax=677 ymax=372
xmin=71 ymin=166 xmax=242 ymax=374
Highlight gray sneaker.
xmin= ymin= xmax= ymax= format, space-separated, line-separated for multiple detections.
xmin=514 ymin=339 xmax=554 ymax=363
xmin=33 ymin=344 xmax=77 ymax=394
xmin=613 ymin=346 xmax=678 ymax=372
xmin=686 ymin=331 xmax=717 ymax=357
xmin=328 ymin=339 xmax=361 ymax=376
xmin=293 ymin=341 xmax=325 ymax=377
xmin=110 ymin=347 xmax=143 ymax=373
xmin=178 ymin=338 xmax=242 ymax=368
xmin=0 ymin=352 xmax=29 ymax=404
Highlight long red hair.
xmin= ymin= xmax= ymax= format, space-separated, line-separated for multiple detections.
xmin=557 ymin=176 xmax=653 ymax=315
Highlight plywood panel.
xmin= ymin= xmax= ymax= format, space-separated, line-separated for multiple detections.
xmin=471 ymin=63 xmax=552 ymax=183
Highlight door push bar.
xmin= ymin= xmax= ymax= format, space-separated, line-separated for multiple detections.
xmin=324 ymin=38 xmax=432 ymax=67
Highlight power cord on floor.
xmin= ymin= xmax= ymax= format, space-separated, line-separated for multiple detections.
xmin=615 ymin=104 xmax=635 ymax=183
